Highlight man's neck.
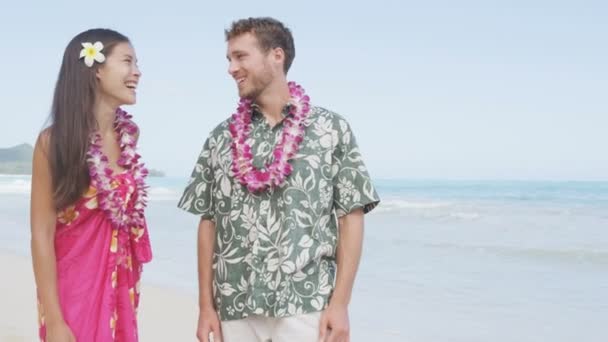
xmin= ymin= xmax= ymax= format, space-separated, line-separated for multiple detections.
xmin=254 ymin=82 xmax=290 ymax=127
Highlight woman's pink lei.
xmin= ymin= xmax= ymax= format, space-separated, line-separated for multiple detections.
xmin=229 ymin=81 xmax=311 ymax=192
xmin=87 ymin=108 xmax=148 ymax=229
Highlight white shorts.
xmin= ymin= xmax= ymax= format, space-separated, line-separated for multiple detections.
xmin=219 ymin=311 xmax=322 ymax=342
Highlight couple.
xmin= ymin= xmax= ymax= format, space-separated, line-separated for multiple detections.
xmin=31 ymin=17 xmax=379 ymax=342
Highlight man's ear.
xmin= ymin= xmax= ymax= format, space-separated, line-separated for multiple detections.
xmin=272 ymin=47 xmax=285 ymax=68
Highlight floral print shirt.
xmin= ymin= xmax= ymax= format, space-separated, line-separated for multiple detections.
xmin=178 ymin=106 xmax=380 ymax=321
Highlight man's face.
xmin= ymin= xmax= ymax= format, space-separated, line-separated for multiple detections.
xmin=227 ymin=33 xmax=275 ymax=99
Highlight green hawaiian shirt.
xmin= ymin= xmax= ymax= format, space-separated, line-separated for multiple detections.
xmin=178 ymin=105 xmax=380 ymax=321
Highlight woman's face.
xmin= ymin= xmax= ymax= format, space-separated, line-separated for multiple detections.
xmin=96 ymin=42 xmax=141 ymax=106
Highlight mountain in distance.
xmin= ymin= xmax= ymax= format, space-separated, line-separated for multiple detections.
xmin=0 ymin=143 xmax=164 ymax=177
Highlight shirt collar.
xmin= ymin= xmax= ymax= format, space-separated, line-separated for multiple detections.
xmin=251 ymin=103 xmax=294 ymax=122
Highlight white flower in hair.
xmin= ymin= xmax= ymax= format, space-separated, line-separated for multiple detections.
xmin=79 ymin=41 xmax=105 ymax=67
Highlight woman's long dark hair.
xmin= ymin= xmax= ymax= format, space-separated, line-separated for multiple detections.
xmin=49 ymin=28 xmax=130 ymax=210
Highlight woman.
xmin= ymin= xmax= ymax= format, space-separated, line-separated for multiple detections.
xmin=31 ymin=28 xmax=152 ymax=341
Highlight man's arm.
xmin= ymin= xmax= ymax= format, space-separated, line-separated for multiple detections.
xmin=196 ymin=218 xmax=223 ymax=342
xmin=319 ymin=208 xmax=365 ymax=342
xmin=198 ymin=218 xmax=216 ymax=309
xmin=333 ymin=208 xmax=365 ymax=306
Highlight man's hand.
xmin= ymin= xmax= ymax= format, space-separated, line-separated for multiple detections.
xmin=196 ymin=306 xmax=223 ymax=342
xmin=318 ymin=304 xmax=350 ymax=342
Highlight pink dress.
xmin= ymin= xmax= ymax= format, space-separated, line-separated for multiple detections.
xmin=38 ymin=171 xmax=152 ymax=341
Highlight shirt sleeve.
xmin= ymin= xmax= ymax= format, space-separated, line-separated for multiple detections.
xmin=177 ymin=136 xmax=215 ymax=220
xmin=331 ymin=117 xmax=380 ymax=217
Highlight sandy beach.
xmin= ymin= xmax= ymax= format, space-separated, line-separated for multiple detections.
xmin=1 ymin=250 xmax=199 ymax=342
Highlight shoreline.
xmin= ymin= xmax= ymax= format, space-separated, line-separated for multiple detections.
xmin=1 ymin=250 xmax=198 ymax=341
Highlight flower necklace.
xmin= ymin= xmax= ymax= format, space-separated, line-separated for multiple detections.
xmin=229 ymin=81 xmax=311 ymax=192
xmin=86 ymin=108 xmax=148 ymax=229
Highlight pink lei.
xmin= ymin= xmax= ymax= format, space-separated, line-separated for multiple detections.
xmin=229 ymin=81 xmax=311 ymax=192
xmin=87 ymin=108 xmax=149 ymax=229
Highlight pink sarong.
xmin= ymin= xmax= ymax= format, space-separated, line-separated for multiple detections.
xmin=38 ymin=172 xmax=152 ymax=341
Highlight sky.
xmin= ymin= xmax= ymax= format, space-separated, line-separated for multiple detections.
xmin=0 ymin=0 xmax=606 ymax=180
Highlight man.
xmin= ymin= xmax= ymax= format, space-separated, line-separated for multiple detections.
xmin=178 ymin=17 xmax=379 ymax=342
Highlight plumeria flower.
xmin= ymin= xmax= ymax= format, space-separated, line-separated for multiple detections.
xmin=79 ymin=41 xmax=106 ymax=67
